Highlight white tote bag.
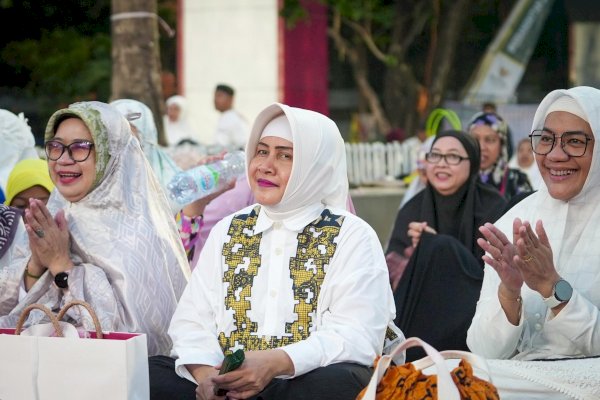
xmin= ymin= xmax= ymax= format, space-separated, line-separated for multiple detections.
xmin=359 ymin=337 xmax=496 ymax=400
xmin=0 ymin=301 xmax=149 ymax=400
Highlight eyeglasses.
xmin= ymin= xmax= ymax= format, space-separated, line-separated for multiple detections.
xmin=125 ymin=112 xmax=141 ymax=121
xmin=529 ymin=129 xmax=593 ymax=157
xmin=425 ymin=152 xmax=469 ymax=165
xmin=45 ymin=140 xmax=95 ymax=162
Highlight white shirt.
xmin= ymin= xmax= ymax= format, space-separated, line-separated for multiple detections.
xmin=169 ymin=203 xmax=400 ymax=383
xmin=214 ymin=109 xmax=249 ymax=149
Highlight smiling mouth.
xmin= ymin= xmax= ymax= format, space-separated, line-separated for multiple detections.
xmin=257 ymin=178 xmax=277 ymax=187
xmin=549 ymin=169 xmax=575 ymax=177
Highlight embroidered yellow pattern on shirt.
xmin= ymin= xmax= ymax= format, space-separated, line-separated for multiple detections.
xmin=218 ymin=208 xmax=344 ymax=355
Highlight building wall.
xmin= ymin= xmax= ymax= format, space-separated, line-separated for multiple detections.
xmin=182 ymin=0 xmax=280 ymax=144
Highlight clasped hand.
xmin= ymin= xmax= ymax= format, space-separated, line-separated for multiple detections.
xmin=407 ymin=221 xmax=437 ymax=248
xmin=24 ymin=198 xmax=72 ymax=276
xmin=477 ymin=218 xmax=560 ymax=297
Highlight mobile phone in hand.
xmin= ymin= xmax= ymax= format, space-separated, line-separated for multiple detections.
xmin=214 ymin=349 xmax=245 ymax=396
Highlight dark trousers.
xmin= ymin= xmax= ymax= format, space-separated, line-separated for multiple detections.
xmin=149 ymin=355 xmax=372 ymax=400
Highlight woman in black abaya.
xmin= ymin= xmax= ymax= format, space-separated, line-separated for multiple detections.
xmin=386 ymin=130 xmax=506 ymax=361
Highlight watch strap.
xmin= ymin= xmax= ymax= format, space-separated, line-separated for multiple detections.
xmin=543 ymin=292 xmax=562 ymax=309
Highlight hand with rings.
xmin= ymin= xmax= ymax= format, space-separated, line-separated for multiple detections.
xmin=24 ymin=198 xmax=72 ymax=276
xmin=513 ymin=218 xmax=560 ymax=295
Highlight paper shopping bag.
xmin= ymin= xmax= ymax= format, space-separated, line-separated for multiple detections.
xmin=0 ymin=301 xmax=149 ymax=400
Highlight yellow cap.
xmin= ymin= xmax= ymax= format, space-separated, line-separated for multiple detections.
xmin=5 ymin=158 xmax=54 ymax=206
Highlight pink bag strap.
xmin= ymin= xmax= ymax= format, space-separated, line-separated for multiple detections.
xmin=15 ymin=303 xmax=63 ymax=337
xmin=361 ymin=337 xmax=460 ymax=400
xmin=57 ymin=300 xmax=103 ymax=339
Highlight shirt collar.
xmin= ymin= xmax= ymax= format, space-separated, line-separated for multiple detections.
xmin=253 ymin=202 xmax=325 ymax=235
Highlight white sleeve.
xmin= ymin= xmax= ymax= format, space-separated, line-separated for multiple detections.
xmin=467 ymin=264 xmax=523 ymax=359
xmin=543 ymin=291 xmax=600 ymax=356
xmin=169 ymin=225 xmax=226 ymax=383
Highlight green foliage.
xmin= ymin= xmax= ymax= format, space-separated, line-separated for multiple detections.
xmin=1 ymin=28 xmax=111 ymax=102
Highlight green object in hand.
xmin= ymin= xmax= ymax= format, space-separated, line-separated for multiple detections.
xmin=214 ymin=349 xmax=245 ymax=396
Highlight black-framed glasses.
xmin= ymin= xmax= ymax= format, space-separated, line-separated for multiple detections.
xmin=45 ymin=140 xmax=95 ymax=162
xmin=425 ymin=152 xmax=469 ymax=165
xmin=529 ymin=129 xmax=593 ymax=157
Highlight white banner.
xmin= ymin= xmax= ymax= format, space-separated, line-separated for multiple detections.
xmin=462 ymin=0 xmax=555 ymax=105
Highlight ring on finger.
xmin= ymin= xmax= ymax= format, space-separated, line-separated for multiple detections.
xmin=522 ymin=254 xmax=534 ymax=262
xmin=34 ymin=228 xmax=45 ymax=238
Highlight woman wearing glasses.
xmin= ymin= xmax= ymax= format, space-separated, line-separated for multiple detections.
xmin=386 ymin=130 xmax=506 ymax=361
xmin=0 ymin=101 xmax=191 ymax=357
xmin=468 ymin=111 xmax=533 ymax=202
xmin=467 ymin=86 xmax=600 ymax=399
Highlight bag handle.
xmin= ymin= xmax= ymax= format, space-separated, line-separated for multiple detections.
xmin=15 ymin=303 xmax=64 ymax=337
xmin=57 ymin=300 xmax=104 ymax=339
xmin=361 ymin=337 xmax=460 ymax=400
xmin=412 ymin=349 xmax=493 ymax=381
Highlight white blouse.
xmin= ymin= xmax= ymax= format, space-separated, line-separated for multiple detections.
xmin=169 ymin=203 xmax=401 ymax=383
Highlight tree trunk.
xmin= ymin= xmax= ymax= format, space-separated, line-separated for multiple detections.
xmin=111 ymin=0 xmax=167 ymax=145
xmin=427 ymin=0 xmax=473 ymax=112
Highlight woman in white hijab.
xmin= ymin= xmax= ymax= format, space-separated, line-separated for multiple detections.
xmin=149 ymin=103 xmax=402 ymax=400
xmin=164 ymin=95 xmax=200 ymax=146
xmin=0 ymin=109 xmax=39 ymax=202
xmin=0 ymin=101 xmax=191 ymax=356
xmin=467 ymin=86 xmax=600 ymax=399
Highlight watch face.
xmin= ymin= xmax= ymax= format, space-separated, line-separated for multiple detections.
xmin=555 ymin=279 xmax=573 ymax=302
xmin=55 ymin=272 xmax=69 ymax=289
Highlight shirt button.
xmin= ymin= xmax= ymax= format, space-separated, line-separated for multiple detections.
xmin=270 ymin=290 xmax=277 ymax=298
xmin=273 ymin=222 xmax=282 ymax=229
xmin=275 ymin=248 xmax=282 ymax=256
xmin=535 ymin=323 xmax=542 ymax=331
xmin=535 ymin=313 xmax=541 ymax=319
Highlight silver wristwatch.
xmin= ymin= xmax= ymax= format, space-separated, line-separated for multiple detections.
xmin=542 ymin=279 xmax=573 ymax=309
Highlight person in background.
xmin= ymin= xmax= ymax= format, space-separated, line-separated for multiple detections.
xmin=112 ymin=98 xmax=250 ymax=267
xmin=0 ymin=109 xmax=40 ymax=204
xmin=468 ymin=111 xmax=532 ymax=201
xmin=149 ymin=102 xmax=402 ymax=400
xmin=386 ymin=130 xmax=506 ymax=361
xmin=212 ymin=83 xmax=249 ymax=151
xmin=508 ymin=137 xmax=542 ymax=190
xmin=0 ymin=205 xmax=25 ymax=270
xmin=164 ymin=95 xmax=200 ymax=146
xmin=111 ymin=98 xmax=184 ymax=214
xmin=5 ymin=158 xmax=55 ymax=214
xmin=0 ymin=101 xmax=190 ymax=356
xmin=468 ymin=86 xmax=600 ymax=399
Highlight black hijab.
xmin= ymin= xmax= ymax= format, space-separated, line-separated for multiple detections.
xmin=387 ymin=130 xmax=507 ymax=265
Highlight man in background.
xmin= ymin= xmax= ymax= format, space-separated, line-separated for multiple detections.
xmin=212 ymin=83 xmax=249 ymax=150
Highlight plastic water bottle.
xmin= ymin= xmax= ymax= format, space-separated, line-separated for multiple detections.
xmin=167 ymin=150 xmax=246 ymax=207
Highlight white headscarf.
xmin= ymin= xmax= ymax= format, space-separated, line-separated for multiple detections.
xmin=110 ymin=98 xmax=183 ymax=214
xmin=245 ymin=103 xmax=348 ymax=220
xmin=494 ymin=86 xmax=600 ymax=342
xmin=164 ymin=95 xmax=198 ymax=146
xmin=1 ymin=101 xmax=190 ymax=356
xmin=0 ymin=110 xmax=39 ymax=193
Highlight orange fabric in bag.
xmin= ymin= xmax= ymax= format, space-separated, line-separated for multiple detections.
xmin=356 ymin=356 xmax=499 ymax=400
